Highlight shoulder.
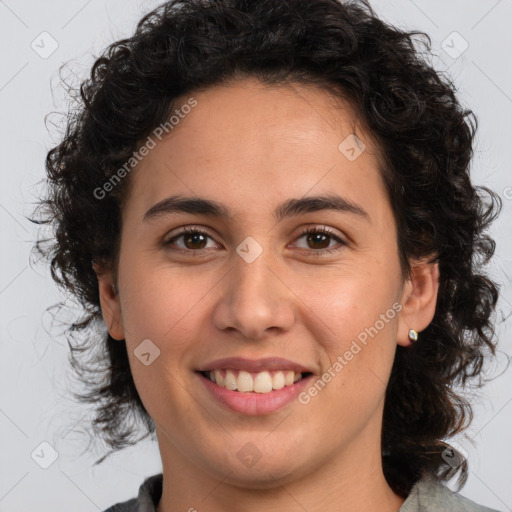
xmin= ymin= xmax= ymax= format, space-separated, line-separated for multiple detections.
xmin=102 ymin=497 xmax=138 ymax=512
xmin=400 ymin=476 xmax=502 ymax=512
xmin=102 ymin=473 xmax=163 ymax=512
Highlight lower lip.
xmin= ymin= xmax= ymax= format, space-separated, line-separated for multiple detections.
xmin=197 ymin=372 xmax=314 ymax=415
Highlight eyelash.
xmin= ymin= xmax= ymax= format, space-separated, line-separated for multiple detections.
xmin=163 ymin=225 xmax=347 ymax=256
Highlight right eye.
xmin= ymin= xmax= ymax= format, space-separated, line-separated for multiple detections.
xmin=163 ymin=226 xmax=220 ymax=253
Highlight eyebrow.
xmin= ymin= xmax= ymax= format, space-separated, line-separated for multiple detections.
xmin=143 ymin=194 xmax=370 ymax=223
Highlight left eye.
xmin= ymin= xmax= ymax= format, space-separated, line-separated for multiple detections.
xmin=294 ymin=228 xmax=346 ymax=253
xmin=164 ymin=227 xmax=218 ymax=251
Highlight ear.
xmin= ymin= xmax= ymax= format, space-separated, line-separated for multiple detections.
xmin=93 ymin=262 xmax=125 ymax=340
xmin=397 ymin=258 xmax=440 ymax=347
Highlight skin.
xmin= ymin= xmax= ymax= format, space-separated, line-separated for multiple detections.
xmin=94 ymin=78 xmax=439 ymax=512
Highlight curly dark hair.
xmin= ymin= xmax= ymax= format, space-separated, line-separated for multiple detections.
xmin=30 ymin=0 xmax=502 ymax=499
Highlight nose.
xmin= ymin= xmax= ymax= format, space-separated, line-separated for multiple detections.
xmin=212 ymin=248 xmax=296 ymax=341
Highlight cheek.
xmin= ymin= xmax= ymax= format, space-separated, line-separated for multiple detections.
xmin=301 ymin=288 xmax=399 ymax=428
xmin=119 ymin=257 xmax=209 ymax=344
xmin=298 ymin=264 xmax=400 ymax=341
xmin=119 ymin=263 xmax=203 ymax=417
xmin=118 ymin=260 xmax=217 ymax=408
xmin=297 ymin=268 xmax=401 ymax=410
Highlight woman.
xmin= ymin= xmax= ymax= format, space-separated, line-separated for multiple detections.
xmin=32 ymin=0 xmax=503 ymax=510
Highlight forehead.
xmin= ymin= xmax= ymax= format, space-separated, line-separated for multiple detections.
xmin=123 ymin=78 xmax=388 ymax=225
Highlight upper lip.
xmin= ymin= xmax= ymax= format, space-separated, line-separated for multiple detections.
xmin=198 ymin=357 xmax=315 ymax=374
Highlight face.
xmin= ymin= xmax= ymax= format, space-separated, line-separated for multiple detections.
xmin=96 ymin=78 xmax=439 ymax=490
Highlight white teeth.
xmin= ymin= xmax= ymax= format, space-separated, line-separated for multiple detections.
xmin=237 ymin=371 xmax=253 ymax=392
xmin=214 ymin=369 xmax=224 ymax=386
xmin=272 ymin=371 xmax=285 ymax=390
xmin=206 ymin=369 xmax=304 ymax=393
xmin=253 ymin=371 xmax=273 ymax=393
xmin=224 ymin=369 xmax=237 ymax=390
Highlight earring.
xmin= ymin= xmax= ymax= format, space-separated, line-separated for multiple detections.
xmin=408 ymin=329 xmax=418 ymax=342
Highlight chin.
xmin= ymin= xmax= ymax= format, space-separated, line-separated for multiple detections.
xmin=200 ymin=446 xmax=313 ymax=490
xmin=219 ymin=463 xmax=301 ymax=490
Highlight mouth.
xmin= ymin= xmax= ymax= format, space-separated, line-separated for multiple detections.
xmin=196 ymin=357 xmax=316 ymax=415
xmin=198 ymin=369 xmax=314 ymax=394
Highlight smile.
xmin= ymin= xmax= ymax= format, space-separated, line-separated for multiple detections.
xmin=197 ymin=356 xmax=316 ymax=414
xmin=201 ymin=369 xmax=309 ymax=393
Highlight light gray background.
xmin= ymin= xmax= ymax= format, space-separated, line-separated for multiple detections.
xmin=1 ymin=0 xmax=511 ymax=510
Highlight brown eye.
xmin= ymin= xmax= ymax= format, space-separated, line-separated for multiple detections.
xmin=164 ymin=227 xmax=218 ymax=252
xmin=305 ymin=232 xmax=332 ymax=250
xmin=294 ymin=227 xmax=347 ymax=256
xmin=181 ymin=232 xmax=208 ymax=250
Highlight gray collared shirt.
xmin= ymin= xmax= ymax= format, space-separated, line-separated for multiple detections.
xmin=102 ymin=473 xmax=502 ymax=511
